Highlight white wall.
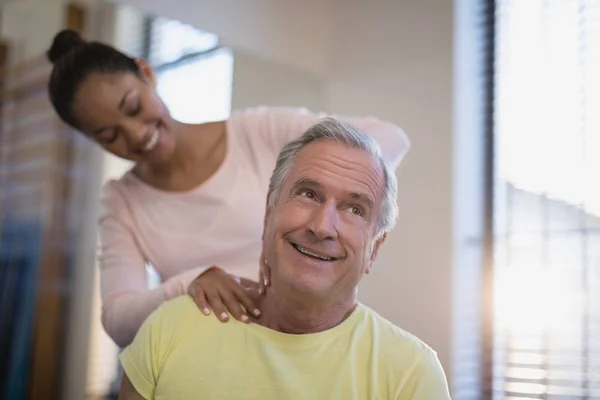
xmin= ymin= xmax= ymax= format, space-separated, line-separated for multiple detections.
xmin=1 ymin=0 xmax=107 ymax=62
xmin=325 ymin=0 xmax=455 ymax=383
xmin=109 ymin=0 xmax=331 ymax=77
xmin=231 ymin=50 xmax=325 ymax=111
xmin=1 ymin=0 xmax=63 ymax=61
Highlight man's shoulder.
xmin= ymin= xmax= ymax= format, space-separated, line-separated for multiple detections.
xmin=156 ymin=295 xmax=199 ymax=316
xmin=359 ymin=304 xmax=430 ymax=345
xmin=357 ymin=304 xmax=437 ymax=364
xmin=357 ymin=304 xmax=449 ymax=396
xmin=149 ymin=295 xmax=239 ymax=340
xmin=146 ymin=295 xmax=212 ymax=337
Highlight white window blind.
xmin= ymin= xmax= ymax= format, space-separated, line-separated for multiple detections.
xmin=156 ymin=48 xmax=233 ymax=124
xmin=149 ymin=16 xmax=233 ymax=124
xmin=148 ymin=17 xmax=219 ymax=67
xmin=494 ymin=0 xmax=600 ymax=398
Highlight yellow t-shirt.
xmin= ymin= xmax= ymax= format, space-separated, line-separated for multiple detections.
xmin=120 ymin=296 xmax=450 ymax=400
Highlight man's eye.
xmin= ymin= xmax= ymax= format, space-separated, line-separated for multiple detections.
xmin=349 ymin=206 xmax=363 ymax=216
xmin=299 ymin=190 xmax=316 ymax=199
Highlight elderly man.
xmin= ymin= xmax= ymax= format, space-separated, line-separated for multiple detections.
xmin=118 ymin=118 xmax=451 ymax=400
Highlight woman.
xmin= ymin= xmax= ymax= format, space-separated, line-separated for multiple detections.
xmin=47 ymin=29 xmax=410 ymax=347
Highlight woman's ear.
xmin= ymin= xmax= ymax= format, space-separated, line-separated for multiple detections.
xmin=135 ymin=58 xmax=157 ymax=88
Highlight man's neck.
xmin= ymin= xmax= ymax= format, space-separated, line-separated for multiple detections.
xmin=256 ymin=287 xmax=357 ymax=334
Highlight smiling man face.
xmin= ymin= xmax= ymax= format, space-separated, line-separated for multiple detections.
xmin=262 ymin=138 xmax=387 ymax=304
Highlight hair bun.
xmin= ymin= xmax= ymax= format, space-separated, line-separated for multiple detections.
xmin=47 ymin=29 xmax=87 ymax=64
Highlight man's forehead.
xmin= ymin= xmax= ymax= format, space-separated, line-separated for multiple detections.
xmin=288 ymin=141 xmax=384 ymax=201
xmin=295 ymin=140 xmax=372 ymax=163
xmin=294 ymin=140 xmax=383 ymax=174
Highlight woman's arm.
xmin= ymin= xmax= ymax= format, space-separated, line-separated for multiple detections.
xmin=99 ymin=182 xmax=260 ymax=347
xmin=99 ymin=182 xmax=211 ymax=347
xmin=234 ymin=106 xmax=411 ymax=169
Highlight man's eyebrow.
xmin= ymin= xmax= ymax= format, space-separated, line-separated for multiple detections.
xmin=292 ymin=177 xmax=375 ymax=208
xmin=292 ymin=177 xmax=324 ymax=189
xmin=92 ymin=90 xmax=133 ymax=136
xmin=348 ymin=191 xmax=375 ymax=209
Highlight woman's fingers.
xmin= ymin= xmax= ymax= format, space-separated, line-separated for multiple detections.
xmin=189 ymin=285 xmax=211 ymax=315
xmin=206 ymin=291 xmax=230 ymax=322
xmin=233 ymin=284 xmax=261 ymax=318
xmin=220 ymin=289 xmax=250 ymax=323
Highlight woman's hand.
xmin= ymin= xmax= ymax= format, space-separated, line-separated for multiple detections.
xmin=188 ymin=267 xmax=262 ymax=323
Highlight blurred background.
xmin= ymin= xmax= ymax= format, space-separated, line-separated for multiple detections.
xmin=0 ymin=0 xmax=598 ymax=399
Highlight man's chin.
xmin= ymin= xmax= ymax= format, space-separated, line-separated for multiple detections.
xmin=281 ymin=277 xmax=332 ymax=298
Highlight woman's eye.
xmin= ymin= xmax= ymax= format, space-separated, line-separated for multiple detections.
xmin=98 ymin=131 xmax=117 ymax=144
xmin=107 ymin=132 xmax=119 ymax=144
xmin=129 ymin=103 xmax=141 ymax=116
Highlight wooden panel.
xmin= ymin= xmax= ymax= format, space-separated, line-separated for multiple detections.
xmin=0 ymin=41 xmax=9 ymax=188
xmin=27 ymin=4 xmax=88 ymax=399
xmin=28 ymin=121 xmax=76 ymax=400
xmin=65 ymin=3 xmax=86 ymax=33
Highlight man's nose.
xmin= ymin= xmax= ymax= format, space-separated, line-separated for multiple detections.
xmin=307 ymin=202 xmax=339 ymax=241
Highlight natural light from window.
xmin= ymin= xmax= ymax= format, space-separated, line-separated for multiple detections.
xmin=496 ymin=0 xmax=600 ymax=216
xmin=157 ymin=48 xmax=233 ymax=124
xmin=494 ymin=1 xmax=600 ymax=397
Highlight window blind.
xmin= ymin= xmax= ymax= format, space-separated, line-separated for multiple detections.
xmin=493 ymin=0 xmax=600 ymax=398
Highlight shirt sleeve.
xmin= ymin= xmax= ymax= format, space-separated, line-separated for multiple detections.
xmin=119 ymin=312 xmax=160 ymax=400
xmin=99 ymin=181 xmax=210 ymax=347
xmin=119 ymin=296 xmax=198 ymax=399
xmin=397 ymin=349 xmax=451 ymax=399
xmin=233 ymin=106 xmax=411 ymax=170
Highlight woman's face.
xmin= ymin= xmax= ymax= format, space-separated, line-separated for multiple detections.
xmin=72 ymin=61 xmax=177 ymax=164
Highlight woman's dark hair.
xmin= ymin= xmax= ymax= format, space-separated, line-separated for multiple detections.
xmin=47 ymin=29 xmax=141 ymax=129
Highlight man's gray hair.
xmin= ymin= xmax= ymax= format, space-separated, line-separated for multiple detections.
xmin=267 ymin=117 xmax=399 ymax=236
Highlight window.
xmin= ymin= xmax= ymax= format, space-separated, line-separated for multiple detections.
xmin=156 ymin=48 xmax=233 ymax=124
xmin=150 ymin=17 xmax=233 ymax=124
xmin=493 ymin=1 xmax=600 ymax=398
xmin=147 ymin=17 xmax=219 ymax=66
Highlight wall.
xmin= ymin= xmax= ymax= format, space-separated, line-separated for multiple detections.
xmin=231 ymin=50 xmax=325 ymax=111
xmin=0 ymin=0 xmax=106 ymax=62
xmin=325 ymin=0 xmax=455 ymax=383
xmin=1 ymin=0 xmax=64 ymax=61
xmin=110 ymin=0 xmax=331 ymax=77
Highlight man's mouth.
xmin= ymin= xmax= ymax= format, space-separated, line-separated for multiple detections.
xmin=290 ymin=242 xmax=337 ymax=262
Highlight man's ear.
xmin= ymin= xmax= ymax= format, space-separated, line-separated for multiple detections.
xmin=135 ymin=58 xmax=157 ymax=88
xmin=365 ymin=232 xmax=387 ymax=275
xmin=262 ymin=195 xmax=272 ymax=241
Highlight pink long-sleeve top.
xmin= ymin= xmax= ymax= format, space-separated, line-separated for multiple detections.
xmin=98 ymin=107 xmax=411 ymax=347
